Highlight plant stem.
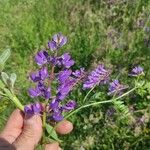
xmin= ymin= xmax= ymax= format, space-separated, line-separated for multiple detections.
xmin=41 ymin=111 xmax=46 ymax=145
xmin=65 ymin=86 xmax=138 ymax=119
xmin=83 ymin=84 xmax=96 ymax=102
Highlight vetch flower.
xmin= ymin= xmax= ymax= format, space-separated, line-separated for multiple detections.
xmin=24 ymin=104 xmax=33 ymax=114
xmin=57 ymin=77 xmax=76 ymax=101
xmin=108 ymin=80 xmax=128 ymax=95
xmin=24 ymin=102 xmax=42 ymax=115
xmin=60 ymin=53 xmax=74 ymax=68
xmin=35 ymin=50 xmax=48 ymax=66
xmin=30 ymin=67 xmax=48 ymax=82
xmin=83 ymin=64 xmax=110 ymax=89
xmin=129 ymin=66 xmax=144 ymax=77
xmin=50 ymin=99 xmax=59 ymax=110
xmin=28 ymin=87 xmax=41 ymax=98
xmin=48 ymin=33 xmax=67 ymax=51
xmin=32 ymin=102 xmax=42 ymax=114
xmin=72 ymin=68 xmax=85 ymax=78
xmin=62 ymin=100 xmax=76 ymax=111
xmin=29 ymin=82 xmax=51 ymax=99
xmin=58 ymin=69 xmax=72 ymax=83
xmin=52 ymin=108 xmax=64 ymax=121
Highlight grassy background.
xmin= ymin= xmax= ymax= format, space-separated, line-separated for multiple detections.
xmin=0 ymin=0 xmax=150 ymax=149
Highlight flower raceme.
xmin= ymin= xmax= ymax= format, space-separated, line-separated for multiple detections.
xmin=25 ymin=33 xmax=84 ymax=121
xmin=83 ymin=64 xmax=110 ymax=89
xmin=129 ymin=66 xmax=144 ymax=77
xmin=24 ymin=33 xmax=144 ymax=122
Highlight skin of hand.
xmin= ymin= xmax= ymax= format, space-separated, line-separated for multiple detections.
xmin=0 ymin=109 xmax=73 ymax=150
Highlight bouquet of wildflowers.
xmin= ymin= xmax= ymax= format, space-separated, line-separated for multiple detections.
xmin=0 ymin=33 xmax=146 ymax=147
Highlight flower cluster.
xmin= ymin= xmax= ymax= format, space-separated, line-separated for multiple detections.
xmin=129 ymin=66 xmax=144 ymax=77
xmin=24 ymin=33 xmax=85 ymax=121
xmin=83 ymin=64 xmax=144 ymax=95
xmin=83 ymin=64 xmax=110 ymax=89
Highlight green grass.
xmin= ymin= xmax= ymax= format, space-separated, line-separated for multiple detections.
xmin=0 ymin=0 xmax=150 ymax=149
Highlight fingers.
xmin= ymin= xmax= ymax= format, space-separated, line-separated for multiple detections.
xmin=0 ymin=109 xmax=24 ymax=143
xmin=44 ymin=120 xmax=73 ymax=150
xmin=55 ymin=120 xmax=73 ymax=135
xmin=13 ymin=114 xmax=43 ymax=150
xmin=45 ymin=142 xmax=59 ymax=150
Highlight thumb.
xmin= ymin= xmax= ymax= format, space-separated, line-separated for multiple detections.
xmin=13 ymin=115 xmax=43 ymax=150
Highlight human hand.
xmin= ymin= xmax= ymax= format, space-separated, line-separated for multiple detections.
xmin=0 ymin=109 xmax=73 ymax=150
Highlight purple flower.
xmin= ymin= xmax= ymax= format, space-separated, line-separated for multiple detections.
xmin=83 ymin=64 xmax=110 ymax=89
xmin=43 ymin=87 xmax=51 ymax=99
xmin=62 ymin=100 xmax=76 ymax=111
xmin=48 ymin=33 xmax=67 ymax=51
xmin=48 ymin=41 xmax=57 ymax=51
xmin=35 ymin=50 xmax=48 ymax=66
xmin=24 ymin=102 xmax=42 ymax=115
xmin=72 ymin=68 xmax=85 ymax=78
xmin=28 ymin=87 xmax=41 ymax=97
xmin=52 ymin=109 xmax=64 ymax=121
xmin=50 ymin=99 xmax=59 ymax=110
xmin=39 ymin=67 xmax=49 ymax=80
xmin=108 ymin=80 xmax=128 ymax=95
xmin=37 ymin=82 xmax=51 ymax=99
xmin=29 ymin=82 xmax=51 ymax=99
xmin=53 ymin=33 xmax=67 ymax=47
xmin=60 ymin=53 xmax=74 ymax=68
xmin=30 ymin=67 xmax=48 ymax=82
xmin=57 ymin=78 xmax=76 ymax=100
xmin=32 ymin=102 xmax=42 ymax=114
xmin=24 ymin=104 xmax=33 ymax=114
xmin=129 ymin=66 xmax=144 ymax=77
xmin=58 ymin=69 xmax=72 ymax=83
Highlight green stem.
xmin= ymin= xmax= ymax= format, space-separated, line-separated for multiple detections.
xmin=12 ymin=96 xmax=24 ymax=111
xmin=83 ymin=84 xmax=96 ymax=102
xmin=65 ymin=86 xmax=138 ymax=119
xmin=41 ymin=111 xmax=46 ymax=145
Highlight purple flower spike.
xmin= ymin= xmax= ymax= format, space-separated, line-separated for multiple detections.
xmin=28 ymin=87 xmax=41 ymax=98
xmin=129 ymin=66 xmax=144 ymax=77
xmin=35 ymin=50 xmax=48 ymax=66
xmin=83 ymin=64 xmax=110 ymax=89
xmin=108 ymin=80 xmax=128 ymax=95
xmin=62 ymin=100 xmax=76 ymax=111
xmin=32 ymin=102 xmax=42 ymax=114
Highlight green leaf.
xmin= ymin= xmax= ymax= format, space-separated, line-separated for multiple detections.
xmin=10 ymin=73 xmax=17 ymax=88
xmin=0 ymin=49 xmax=11 ymax=72
xmin=0 ymin=80 xmax=5 ymax=89
xmin=1 ymin=72 xmax=9 ymax=85
xmin=144 ymin=82 xmax=150 ymax=93
xmin=3 ymin=88 xmax=13 ymax=99
xmin=45 ymin=124 xmax=62 ymax=142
